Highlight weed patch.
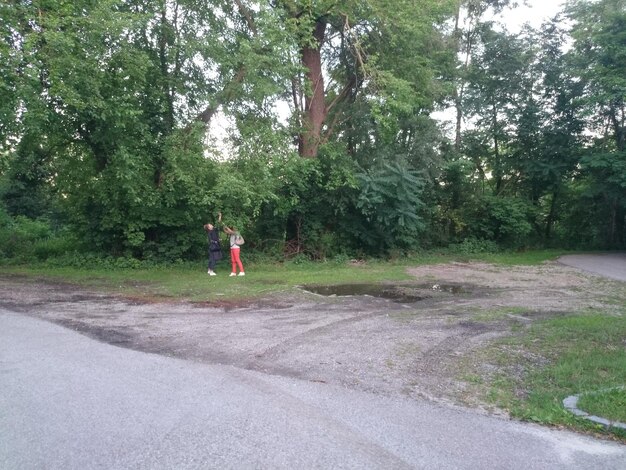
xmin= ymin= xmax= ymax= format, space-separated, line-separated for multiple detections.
xmin=465 ymin=313 xmax=626 ymax=439
xmin=577 ymin=387 xmax=626 ymax=423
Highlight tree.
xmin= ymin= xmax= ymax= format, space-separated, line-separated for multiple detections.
xmin=567 ymin=0 xmax=626 ymax=248
xmin=463 ymin=24 xmax=526 ymax=194
xmin=1 ymin=0 xmax=298 ymax=258
xmin=450 ymin=0 xmax=516 ymax=150
xmin=273 ymin=0 xmax=455 ymax=159
xmin=514 ymin=21 xmax=585 ymax=240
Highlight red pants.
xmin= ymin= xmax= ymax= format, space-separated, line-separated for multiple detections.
xmin=230 ymin=248 xmax=244 ymax=273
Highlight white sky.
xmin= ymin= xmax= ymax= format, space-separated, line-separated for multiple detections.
xmin=501 ymin=0 xmax=566 ymax=31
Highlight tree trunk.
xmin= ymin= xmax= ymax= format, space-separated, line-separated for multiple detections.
xmin=159 ymin=2 xmax=174 ymax=134
xmin=609 ymin=104 xmax=625 ymax=152
xmin=545 ymin=189 xmax=558 ymax=240
xmin=453 ymin=1 xmax=463 ymax=151
xmin=492 ymin=104 xmax=502 ymax=193
xmin=299 ymin=19 xmax=327 ymax=158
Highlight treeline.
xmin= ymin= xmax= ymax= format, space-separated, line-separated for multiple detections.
xmin=0 ymin=0 xmax=624 ymax=263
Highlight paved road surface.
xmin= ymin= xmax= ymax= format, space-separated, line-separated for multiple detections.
xmin=559 ymin=253 xmax=626 ymax=282
xmin=1 ymin=310 xmax=624 ymax=469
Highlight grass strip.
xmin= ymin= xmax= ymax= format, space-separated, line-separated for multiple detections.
xmin=576 ymin=388 xmax=626 ymax=423
xmin=0 ymin=249 xmax=568 ymax=301
xmin=481 ymin=313 xmax=626 ymax=439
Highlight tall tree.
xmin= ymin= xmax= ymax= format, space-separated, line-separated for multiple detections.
xmin=463 ymin=24 xmax=526 ymax=194
xmin=275 ymin=0 xmax=454 ymax=158
xmin=1 ymin=0 xmax=286 ymax=256
xmin=513 ymin=21 xmax=585 ymax=240
xmin=450 ymin=0 xmax=515 ymax=150
xmin=567 ymin=0 xmax=626 ymax=247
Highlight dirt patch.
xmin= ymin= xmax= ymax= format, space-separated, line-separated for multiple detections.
xmin=0 ymin=261 xmax=623 ymax=411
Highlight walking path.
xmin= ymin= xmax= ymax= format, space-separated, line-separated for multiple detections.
xmin=559 ymin=253 xmax=626 ymax=282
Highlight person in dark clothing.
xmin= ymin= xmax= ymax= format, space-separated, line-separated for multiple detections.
xmin=203 ymin=213 xmax=223 ymax=276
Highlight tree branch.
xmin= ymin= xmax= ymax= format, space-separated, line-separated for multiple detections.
xmin=189 ymin=0 xmax=259 ymax=129
xmin=233 ymin=0 xmax=257 ymax=35
xmin=193 ymin=66 xmax=247 ymax=127
xmin=326 ymin=75 xmax=356 ymax=113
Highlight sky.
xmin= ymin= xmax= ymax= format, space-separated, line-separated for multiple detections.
xmin=500 ymin=0 xmax=566 ymax=31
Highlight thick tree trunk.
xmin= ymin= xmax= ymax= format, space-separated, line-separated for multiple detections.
xmin=299 ymin=19 xmax=327 ymax=158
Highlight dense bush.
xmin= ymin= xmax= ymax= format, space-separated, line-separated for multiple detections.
xmin=459 ymin=195 xmax=533 ymax=249
xmin=0 ymin=209 xmax=76 ymax=262
xmin=447 ymin=237 xmax=500 ymax=254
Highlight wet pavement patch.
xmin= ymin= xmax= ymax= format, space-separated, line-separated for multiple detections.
xmin=55 ymin=319 xmax=135 ymax=347
xmin=300 ymin=283 xmax=466 ymax=303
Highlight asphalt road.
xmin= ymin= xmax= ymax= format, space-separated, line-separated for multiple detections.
xmin=1 ymin=309 xmax=625 ymax=470
xmin=559 ymin=253 xmax=626 ymax=282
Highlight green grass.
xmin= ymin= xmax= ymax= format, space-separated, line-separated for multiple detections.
xmin=1 ymin=249 xmax=568 ymax=301
xmin=1 ymin=259 xmax=412 ymax=301
xmin=476 ymin=312 xmax=626 ymax=439
xmin=577 ymin=388 xmax=626 ymax=423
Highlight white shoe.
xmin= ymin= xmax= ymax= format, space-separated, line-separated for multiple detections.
xmin=238 ymin=272 xmax=245 ymax=276
xmin=229 ymin=273 xmax=237 ymax=277
xmin=209 ymin=271 xmax=217 ymax=276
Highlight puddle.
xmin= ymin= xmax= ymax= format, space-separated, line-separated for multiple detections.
xmin=300 ymin=283 xmax=465 ymax=303
xmin=429 ymin=284 xmax=466 ymax=294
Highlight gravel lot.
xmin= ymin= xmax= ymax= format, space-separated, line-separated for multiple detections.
xmin=2 ymin=257 xmax=623 ymax=411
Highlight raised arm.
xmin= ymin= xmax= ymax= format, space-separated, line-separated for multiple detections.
xmin=219 ymin=213 xmax=236 ymax=234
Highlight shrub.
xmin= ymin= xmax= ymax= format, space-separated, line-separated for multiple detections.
xmin=0 ymin=209 xmax=79 ymax=263
xmin=461 ymin=195 xmax=533 ymax=249
xmin=448 ymin=237 xmax=500 ymax=254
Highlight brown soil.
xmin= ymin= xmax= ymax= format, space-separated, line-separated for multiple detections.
xmin=1 ymin=261 xmax=623 ymax=412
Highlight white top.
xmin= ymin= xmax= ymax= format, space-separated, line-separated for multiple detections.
xmin=229 ymin=234 xmax=240 ymax=249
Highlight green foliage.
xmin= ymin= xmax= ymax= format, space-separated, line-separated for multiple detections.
xmin=1 ymin=0 xmax=625 ymax=264
xmin=447 ymin=237 xmax=500 ymax=254
xmin=356 ymin=161 xmax=427 ymax=252
xmin=253 ymin=146 xmax=362 ymax=259
xmin=0 ymin=208 xmax=76 ymax=262
xmin=461 ymin=195 xmax=533 ymax=248
xmin=42 ymin=253 xmax=167 ymax=270
xmin=562 ymin=0 xmax=626 ymax=248
xmin=555 ymin=157 xmax=626 ymax=250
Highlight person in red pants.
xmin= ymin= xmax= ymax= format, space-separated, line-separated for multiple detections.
xmin=221 ymin=214 xmax=245 ymax=276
